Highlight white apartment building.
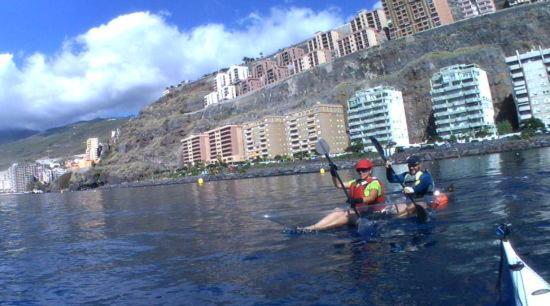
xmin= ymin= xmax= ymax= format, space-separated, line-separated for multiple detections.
xmin=0 ymin=170 xmax=12 ymax=193
xmin=350 ymin=9 xmax=388 ymax=32
xmin=284 ymin=104 xmax=348 ymax=156
xmin=505 ymin=47 xmax=550 ymax=128
xmin=204 ymin=91 xmax=219 ymax=108
xmin=86 ymin=138 xmax=100 ymax=162
xmin=347 ymin=86 xmax=410 ymax=151
xmin=430 ymin=64 xmax=496 ymax=139
xmin=457 ymin=0 xmax=496 ymax=19
xmin=228 ymin=65 xmax=249 ymax=84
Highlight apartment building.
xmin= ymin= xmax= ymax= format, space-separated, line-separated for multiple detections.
xmin=206 ymin=125 xmax=246 ymax=164
xmin=276 ymin=47 xmax=306 ymax=68
xmin=350 ymin=9 xmax=388 ymax=32
xmin=242 ymin=116 xmax=288 ymax=160
xmin=382 ymin=0 xmax=454 ymax=40
xmin=505 ymin=47 xmax=550 ymax=128
xmin=457 ymin=0 xmax=496 ymax=19
xmin=292 ymin=49 xmax=332 ymax=74
xmin=180 ymin=133 xmax=210 ymax=166
xmin=347 ymin=86 xmax=410 ymax=151
xmin=204 ymin=91 xmax=219 ymax=107
xmin=8 ymin=163 xmax=38 ymax=193
xmin=284 ymin=104 xmax=349 ymax=156
xmin=86 ymin=138 xmax=100 ymax=162
xmin=252 ymin=59 xmax=278 ymax=80
xmin=337 ymin=26 xmax=385 ymax=58
xmin=307 ymin=30 xmax=341 ymax=53
xmin=508 ymin=0 xmax=545 ymax=6
xmin=430 ymin=64 xmax=496 ymax=139
xmin=0 ymin=170 xmax=12 ymax=193
xmin=239 ymin=77 xmax=263 ymax=95
xmin=228 ymin=65 xmax=249 ymax=84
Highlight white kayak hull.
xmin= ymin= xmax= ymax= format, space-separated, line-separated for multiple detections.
xmin=502 ymin=240 xmax=550 ymax=305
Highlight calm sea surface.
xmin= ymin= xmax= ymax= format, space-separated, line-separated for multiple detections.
xmin=1 ymin=148 xmax=549 ymax=305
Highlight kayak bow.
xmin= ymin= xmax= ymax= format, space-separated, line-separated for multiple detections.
xmin=497 ymin=224 xmax=550 ymax=305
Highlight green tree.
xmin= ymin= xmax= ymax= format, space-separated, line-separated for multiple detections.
xmin=345 ymin=140 xmax=364 ymax=153
xmin=520 ymin=118 xmax=546 ymax=139
xmin=497 ymin=120 xmax=514 ymax=135
xmin=449 ymin=135 xmax=457 ymax=143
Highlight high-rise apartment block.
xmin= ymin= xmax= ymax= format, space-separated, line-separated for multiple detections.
xmin=505 ymin=47 xmax=550 ymax=128
xmin=350 ymin=9 xmax=388 ymax=32
xmin=86 ymin=138 xmax=100 ymax=162
xmin=284 ymin=104 xmax=349 ymax=156
xmin=243 ymin=116 xmax=288 ymax=160
xmin=382 ymin=0 xmax=454 ymax=40
xmin=276 ymin=47 xmax=306 ymax=68
xmin=206 ymin=125 xmax=245 ymax=164
xmin=347 ymin=86 xmax=410 ymax=151
xmin=430 ymin=64 xmax=496 ymax=139
xmin=0 ymin=170 xmax=12 ymax=193
xmin=457 ymin=0 xmax=496 ymax=19
xmin=307 ymin=30 xmax=341 ymax=53
xmin=8 ymin=163 xmax=39 ymax=193
xmin=180 ymin=134 xmax=210 ymax=166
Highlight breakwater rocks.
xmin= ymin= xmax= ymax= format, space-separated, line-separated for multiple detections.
xmin=94 ymin=135 xmax=550 ymax=190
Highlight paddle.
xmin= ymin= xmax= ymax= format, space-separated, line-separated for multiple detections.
xmin=316 ymin=139 xmax=361 ymax=217
xmin=369 ymin=136 xmax=429 ymax=223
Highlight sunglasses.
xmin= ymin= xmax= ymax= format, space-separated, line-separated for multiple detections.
xmin=357 ymin=168 xmax=371 ymax=173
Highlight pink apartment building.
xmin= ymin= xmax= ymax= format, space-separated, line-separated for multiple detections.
xmin=206 ymin=125 xmax=246 ymax=164
xmin=180 ymin=134 xmax=210 ymax=166
xmin=350 ymin=9 xmax=388 ymax=32
xmin=382 ymin=0 xmax=455 ymax=39
xmin=307 ymin=30 xmax=341 ymax=53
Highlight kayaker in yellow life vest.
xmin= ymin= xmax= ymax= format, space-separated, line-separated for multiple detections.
xmin=300 ymin=159 xmax=385 ymax=231
xmin=384 ymin=155 xmax=435 ymax=216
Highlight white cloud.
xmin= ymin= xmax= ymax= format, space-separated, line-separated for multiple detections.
xmin=372 ymin=1 xmax=383 ymax=10
xmin=0 ymin=7 xmax=343 ymax=130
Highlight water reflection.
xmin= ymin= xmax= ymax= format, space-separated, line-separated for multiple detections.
xmin=0 ymin=148 xmax=549 ymax=304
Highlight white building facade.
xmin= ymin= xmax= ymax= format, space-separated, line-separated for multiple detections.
xmin=347 ymin=86 xmax=410 ymax=151
xmin=430 ymin=64 xmax=496 ymax=139
xmin=457 ymin=0 xmax=496 ymax=19
xmin=505 ymin=47 xmax=550 ymax=128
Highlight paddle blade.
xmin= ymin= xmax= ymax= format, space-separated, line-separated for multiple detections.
xmin=369 ymin=136 xmax=386 ymax=162
xmin=316 ymin=138 xmax=331 ymax=156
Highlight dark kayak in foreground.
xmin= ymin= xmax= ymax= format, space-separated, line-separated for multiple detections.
xmin=497 ymin=224 xmax=550 ymax=305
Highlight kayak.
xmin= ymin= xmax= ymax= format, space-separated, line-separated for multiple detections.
xmin=497 ymin=224 xmax=550 ymax=305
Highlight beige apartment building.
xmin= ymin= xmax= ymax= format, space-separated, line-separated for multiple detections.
xmin=284 ymin=104 xmax=349 ymax=156
xmin=207 ymin=125 xmax=245 ymax=164
xmin=86 ymin=138 xmax=100 ymax=162
xmin=382 ymin=0 xmax=454 ymax=40
xmin=276 ymin=47 xmax=306 ymax=68
xmin=242 ymin=116 xmax=288 ymax=160
xmin=350 ymin=9 xmax=388 ymax=32
xmin=180 ymin=133 xmax=210 ymax=166
xmin=307 ymin=30 xmax=341 ymax=53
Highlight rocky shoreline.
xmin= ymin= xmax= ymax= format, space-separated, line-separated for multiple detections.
xmin=94 ymin=135 xmax=550 ymax=191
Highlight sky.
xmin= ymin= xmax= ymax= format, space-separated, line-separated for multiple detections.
xmin=0 ymin=0 xmax=381 ymax=131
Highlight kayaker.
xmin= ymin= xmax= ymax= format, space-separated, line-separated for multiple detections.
xmin=300 ymin=159 xmax=385 ymax=231
xmin=384 ymin=155 xmax=434 ymax=216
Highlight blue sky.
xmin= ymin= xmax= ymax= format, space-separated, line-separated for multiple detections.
xmin=0 ymin=0 xmax=380 ymax=130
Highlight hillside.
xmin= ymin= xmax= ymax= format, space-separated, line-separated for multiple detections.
xmin=0 ymin=129 xmax=39 ymax=145
xmin=99 ymin=3 xmax=550 ymax=182
xmin=0 ymin=118 xmax=128 ymax=169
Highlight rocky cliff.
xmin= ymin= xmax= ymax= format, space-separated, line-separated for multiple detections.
xmin=99 ymin=3 xmax=550 ymax=182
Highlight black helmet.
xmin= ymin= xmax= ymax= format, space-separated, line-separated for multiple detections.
xmin=407 ymin=155 xmax=421 ymax=167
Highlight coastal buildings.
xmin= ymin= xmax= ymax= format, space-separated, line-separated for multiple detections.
xmin=86 ymin=138 xmax=100 ymax=162
xmin=307 ymin=30 xmax=341 ymax=53
xmin=180 ymin=134 xmax=210 ymax=166
xmin=457 ymin=0 xmax=496 ymax=19
xmin=7 ymin=163 xmax=39 ymax=193
xmin=0 ymin=170 xmax=12 ymax=193
xmin=243 ymin=116 xmax=288 ymax=160
xmin=206 ymin=125 xmax=246 ymax=164
xmin=347 ymin=86 xmax=410 ymax=151
xmin=350 ymin=9 xmax=388 ymax=32
xmin=382 ymin=0 xmax=454 ymax=39
xmin=430 ymin=64 xmax=496 ymax=139
xmin=505 ymin=47 xmax=550 ymax=128
xmin=284 ymin=104 xmax=349 ymax=156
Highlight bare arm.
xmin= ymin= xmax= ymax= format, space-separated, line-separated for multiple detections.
xmin=331 ymin=175 xmax=350 ymax=189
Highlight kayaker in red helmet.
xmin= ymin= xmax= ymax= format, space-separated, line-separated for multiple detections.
xmin=301 ymin=158 xmax=385 ymax=231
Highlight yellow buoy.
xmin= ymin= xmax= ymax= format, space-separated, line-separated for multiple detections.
xmin=197 ymin=178 xmax=204 ymax=184
xmin=320 ymin=168 xmax=325 ymax=174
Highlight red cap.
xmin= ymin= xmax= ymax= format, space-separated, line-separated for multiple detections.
xmin=355 ymin=159 xmax=373 ymax=171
